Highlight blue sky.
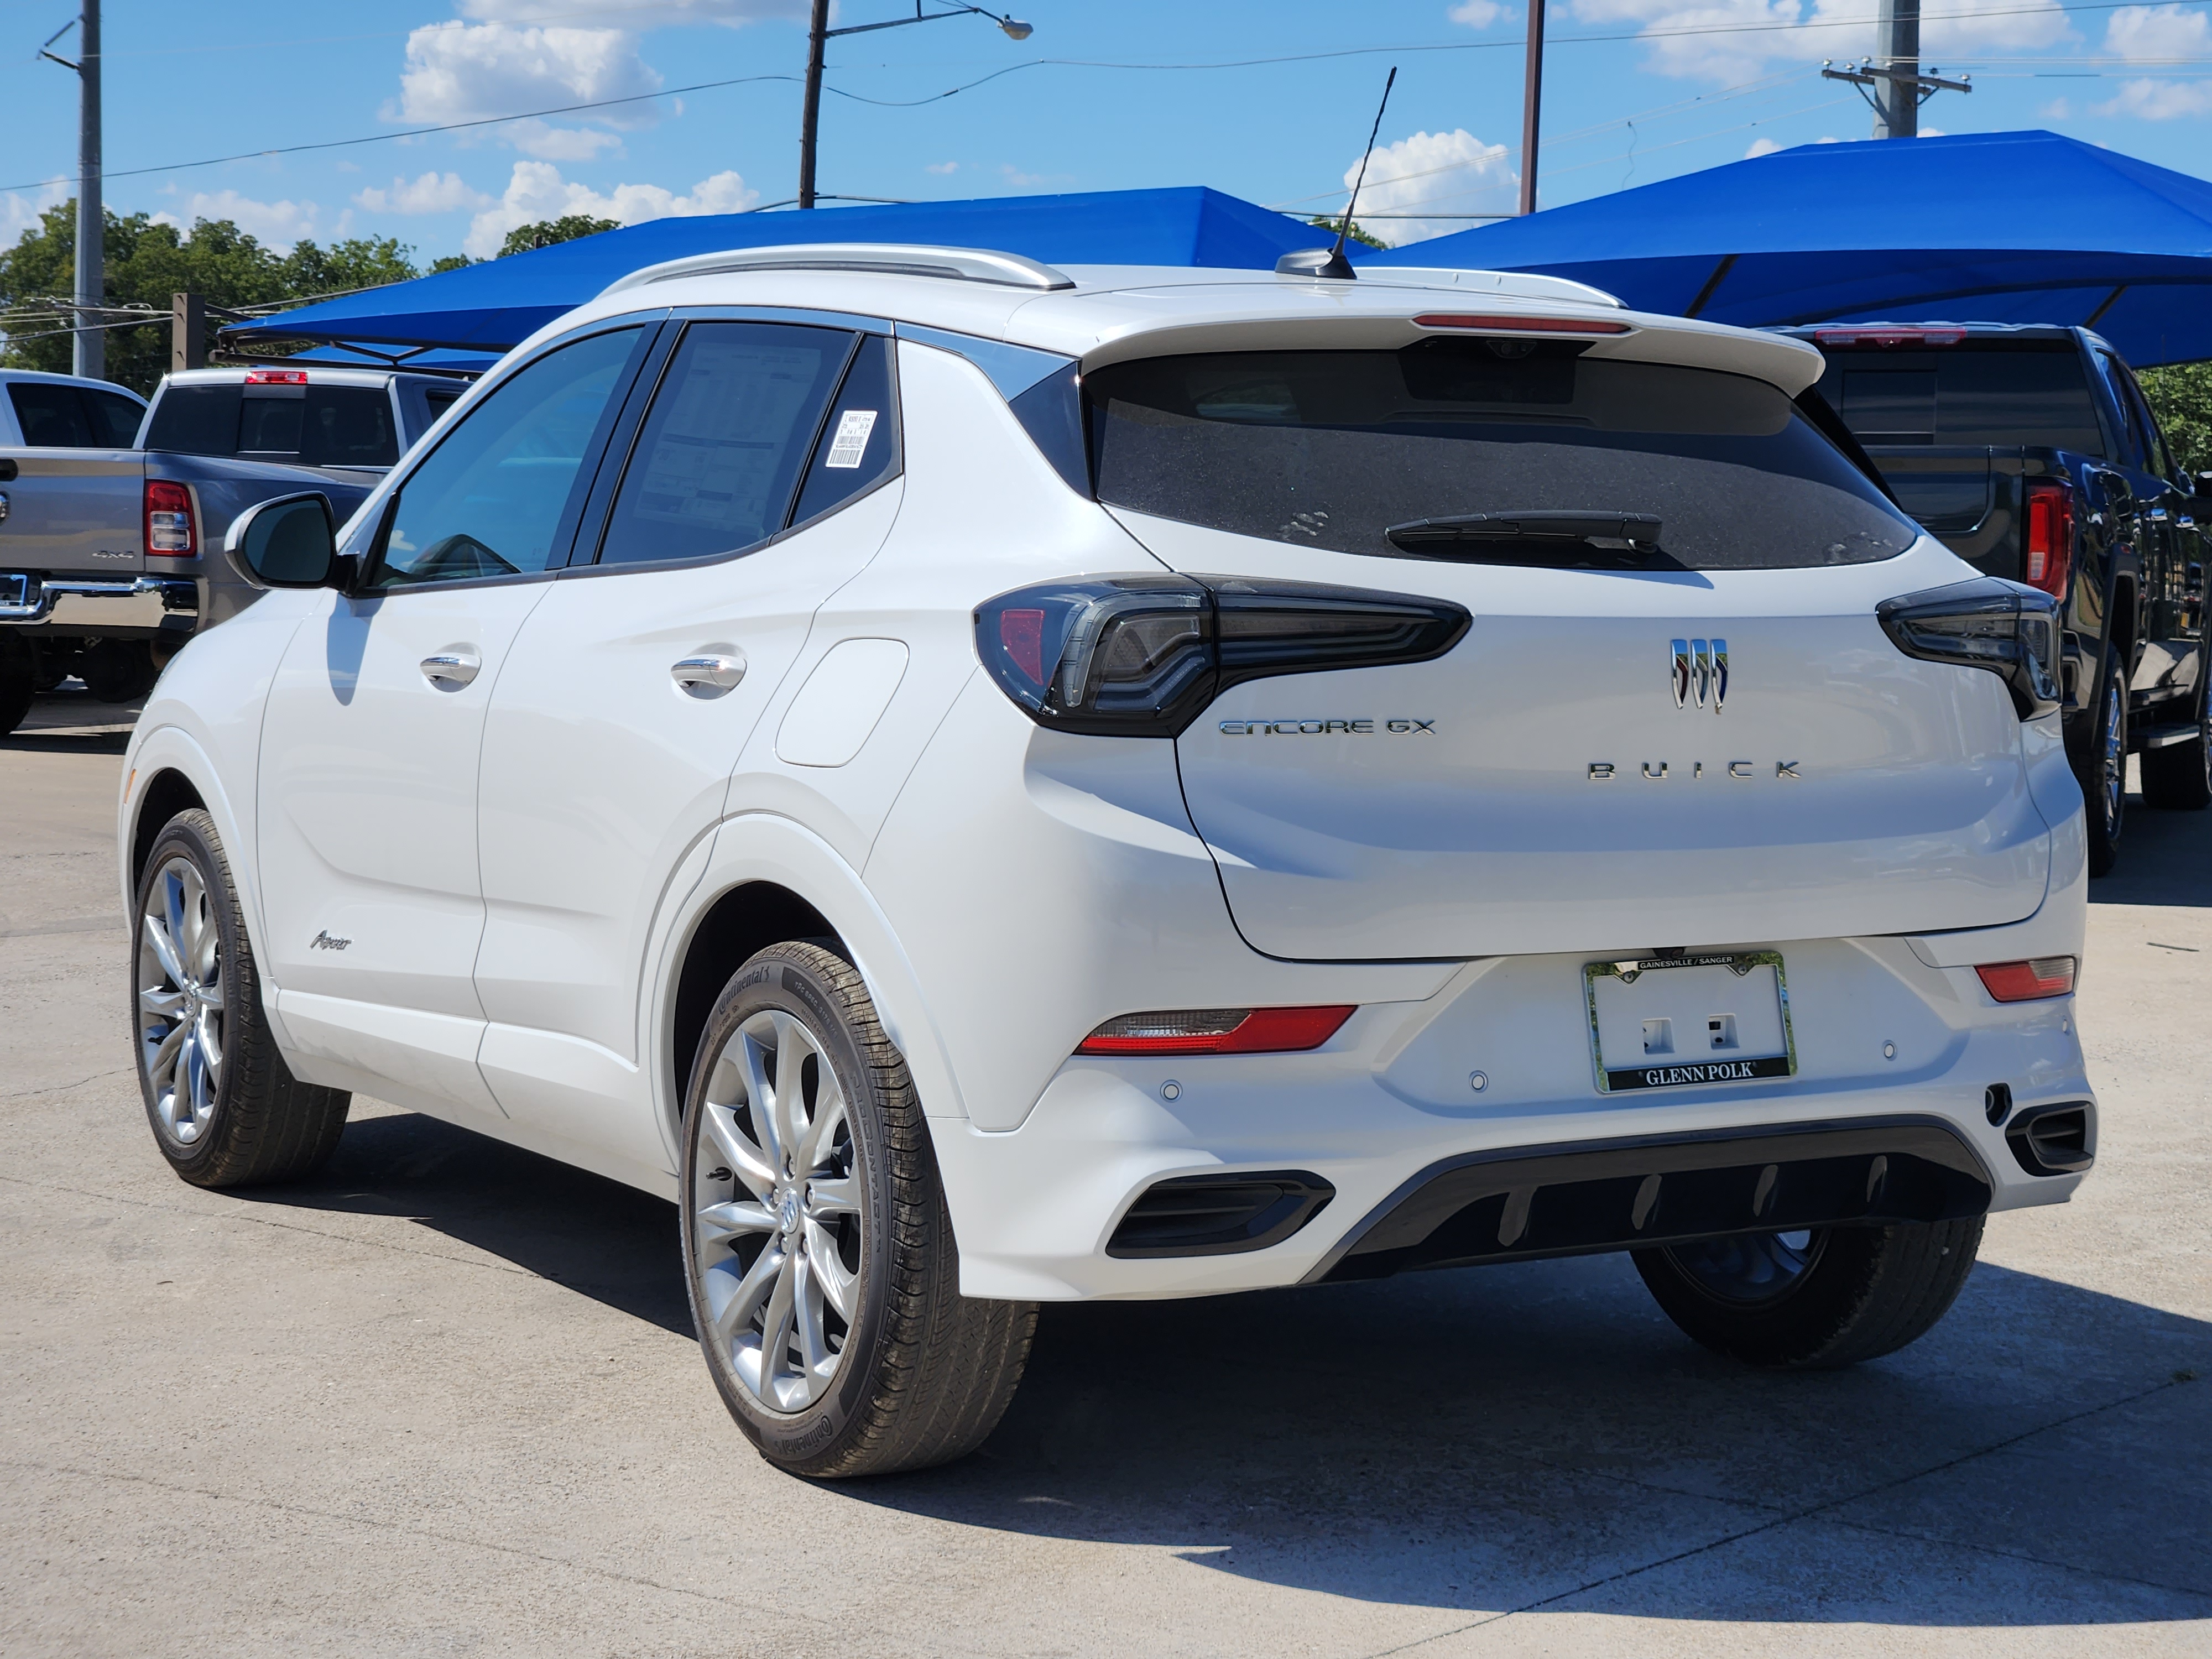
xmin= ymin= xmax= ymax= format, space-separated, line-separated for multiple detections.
xmin=3 ymin=0 xmax=2209 ymax=263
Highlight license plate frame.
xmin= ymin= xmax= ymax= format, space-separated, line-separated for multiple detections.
xmin=1584 ymin=951 xmax=1797 ymax=1094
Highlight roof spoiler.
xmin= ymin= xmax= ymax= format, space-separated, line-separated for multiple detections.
xmin=1357 ymin=268 xmax=1626 ymax=309
xmin=599 ymin=243 xmax=1077 ymax=298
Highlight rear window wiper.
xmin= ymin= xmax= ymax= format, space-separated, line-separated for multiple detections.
xmin=1384 ymin=510 xmax=1674 ymax=569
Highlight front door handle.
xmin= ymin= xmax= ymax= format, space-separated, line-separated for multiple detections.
xmin=421 ymin=651 xmax=481 ymax=690
xmin=672 ymin=651 xmax=746 ymax=698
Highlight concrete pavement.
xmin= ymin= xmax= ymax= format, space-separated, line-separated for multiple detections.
xmin=3 ymin=692 xmax=2206 ymax=1657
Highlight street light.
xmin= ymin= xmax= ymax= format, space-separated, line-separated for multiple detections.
xmin=799 ymin=3 xmax=1035 ymax=209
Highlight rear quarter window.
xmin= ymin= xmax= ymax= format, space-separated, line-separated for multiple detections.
xmin=1087 ymin=342 xmax=1920 ymax=571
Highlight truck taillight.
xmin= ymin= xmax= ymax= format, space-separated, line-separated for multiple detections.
xmin=144 ymin=479 xmax=196 ymax=557
xmin=2022 ymin=479 xmax=2074 ymax=598
xmin=244 ymin=368 xmax=309 ymax=385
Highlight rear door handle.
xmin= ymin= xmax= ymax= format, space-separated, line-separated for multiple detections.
xmin=421 ymin=651 xmax=481 ymax=690
xmin=672 ymin=651 xmax=746 ymax=698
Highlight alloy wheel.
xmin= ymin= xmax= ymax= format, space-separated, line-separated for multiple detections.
xmin=1662 ymin=1229 xmax=1824 ymax=1307
xmin=2102 ymin=676 xmax=2126 ymax=830
xmin=690 ymin=1008 xmax=862 ymax=1414
xmin=138 ymin=855 xmax=226 ymax=1146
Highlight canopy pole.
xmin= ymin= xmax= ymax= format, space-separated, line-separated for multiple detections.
xmin=2084 ymin=284 xmax=2129 ymax=328
xmin=1683 ymin=254 xmax=1738 ymax=319
xmin=1519 ymin=0 xmax=1545 ymax=215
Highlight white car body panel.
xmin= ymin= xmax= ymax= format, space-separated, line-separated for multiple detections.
xmin=116 ymin=257 xmax=2094 ymax=1313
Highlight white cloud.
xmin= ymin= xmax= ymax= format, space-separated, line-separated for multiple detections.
xmin=2094 ymin=6 xmax=2212 ymax=114
xmin=151 ymin=190 xmax=321 ymax=251
xmin=1561 ymin=0 xmax=2066 ymax=82
xmin=353 ymin=171 xmax=493 ymax=215
xmin=926 ymin=160 xmax=960 ymax=175
xmin=1343 ymin=129 xmax=1514 ymax=245
xmin=1448 ymin=0 xmax=1512 ymax=26
xmin=2 ymin=180 xmax=66 ymax=249
xmin=1745 ymin=135 xmax=1783 ymax=157
xmin=458 ymin=0 xmax=804 ymax=22
xmin=392 ymin=22 xmax=663 ymax=155
xmin=463 ymin=160 xmax=758 ymax=258
xmin=2096 ymin=76 xmax=2212 ymax=117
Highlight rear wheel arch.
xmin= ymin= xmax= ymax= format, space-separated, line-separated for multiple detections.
xmin=668 ymin=880 xmax=844 ymax=1128
xmin=131 ymin=768 xmax=206 ymax=890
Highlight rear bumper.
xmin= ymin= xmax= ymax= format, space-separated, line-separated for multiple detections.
xmin=928 ymin=937 xmax=2094 ymax=1302
xmin=0 ymin=572 xmax=199 ymax=634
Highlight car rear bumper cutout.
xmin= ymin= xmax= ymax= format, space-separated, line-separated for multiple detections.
xmin=1301 ymin=1115 xmax=1996 ymax=1284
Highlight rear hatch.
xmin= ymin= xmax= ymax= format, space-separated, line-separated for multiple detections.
xmin=1088 ymin=336 xmax=2053 ymax=961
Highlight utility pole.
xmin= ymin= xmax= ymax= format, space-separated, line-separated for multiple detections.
xmin=1820 ymin=0 xmax=1970 ymax=138
xmin=1519 ymin=0 xmax=1545 ymax=215
xmin=798 ymin=0 xmax=830 ymax=210
xmin=41 ymin=6 xmax=105 ymax=378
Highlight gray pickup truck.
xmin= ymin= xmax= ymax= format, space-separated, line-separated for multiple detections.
xmin=1 ymin=364 xmax=463 ymax=732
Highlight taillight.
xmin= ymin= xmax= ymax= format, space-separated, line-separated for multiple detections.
xmin=1076 ymin=1006 xmax=1357 ymax=1055
xmin=1811 ymin=325 xmax=1968 ymax=348
xmin=1877 ymin=577 xmax=2059 ymax=719
xmin=2022 ymin=479 xmax=2075 ymax=597
xmin=1976 ymin=957 xmax=2077 ymax=1001
xmin=1414 ymin=313 xmax=1631 ymax=335
xmin=974 ymin=575 xmax=1469 ymax=737
xmin=144 ymin=479 xmax=196 ymax=557
xmin=244 ymin=368 xmax=309 ymax=385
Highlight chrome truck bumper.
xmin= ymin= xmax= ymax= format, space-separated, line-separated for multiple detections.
xmin=0 ymin=573 xmax=199 ymax=632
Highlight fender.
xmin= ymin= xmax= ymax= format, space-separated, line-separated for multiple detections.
xmin=647 ymin=810 xmax=970 ymax=1165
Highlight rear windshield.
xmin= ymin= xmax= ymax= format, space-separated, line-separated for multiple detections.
xmin=1086 ymin=342 xmax=1920 ymax=571
xmin=1812 ymin=340 xmax=2105 ymax=454
xmin=146 ymin=383 xmax=399 ymax=467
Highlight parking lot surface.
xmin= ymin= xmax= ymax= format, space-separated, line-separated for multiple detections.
xmin=3 ymin=690 xmax=2208 ymax=1657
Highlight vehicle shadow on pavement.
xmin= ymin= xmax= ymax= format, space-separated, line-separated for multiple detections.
xmin=238 ymin=1107 xmax=2211 ymax=1625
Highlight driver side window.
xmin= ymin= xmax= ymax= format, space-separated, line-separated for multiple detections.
xmin=372 ymin=326 xmax=642 ymax=589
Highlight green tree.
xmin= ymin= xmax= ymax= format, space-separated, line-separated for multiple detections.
xmin=1 ymin=203 xmax=443 ymax=395
xmin=2140 ymin=361 xmax=2212 ymax=477
xmin=497 ymin=215 xmax=618 ymax=258
xmin=1308 ymin=215 xmax=1387 ymax=250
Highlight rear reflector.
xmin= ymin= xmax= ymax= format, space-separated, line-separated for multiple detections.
xmin=244 ymin=368 xmax=309 ymax=384
xmin=1976 ymin=957 xmax=2077 ymax=1001
xmin=144 ymin=478 xmax=196 ymax=557
xmin=1812 ymin=325 xmax=1968 ymax=348
xmin=1077 ymin=1005 xmax=1356 ymax=1056
xmin=1415 ymin=313 xmax=1631 ymax=335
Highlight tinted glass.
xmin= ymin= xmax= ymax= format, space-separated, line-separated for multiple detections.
xmin=374 ymin=327 xmax=639 ymax=589
xmin=9 ymin=383 xmax=93 ymax=447
xmin=1814 ymin=343 xmax=2105 ymax=454
xmin=85 ymin=389 xmax=145 ymax=446
xmin=1089 ymin=343 xmax=1920 ymax=571
xmin=597 ymin=321 xmax=852 ymax=566
xmin=145 ymin=385 xmax=243 ymax=456
xmin=239 ymin=387 xmax=399 ymax=466
xmin=790 ymin=332 xmax=898 ymax=524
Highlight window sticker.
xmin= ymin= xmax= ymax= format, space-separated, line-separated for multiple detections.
xmin=823 ymin=408 xmax=879 ymax=469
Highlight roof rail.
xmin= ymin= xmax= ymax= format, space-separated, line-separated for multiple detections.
xmin=601 ymin=243 xmax=1077 ymax=298
xmin=1361 ymin=268 xmax=1626 ymax=309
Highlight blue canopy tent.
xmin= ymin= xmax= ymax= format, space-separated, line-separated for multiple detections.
xmin=1358 ymin=131 xmax=2212 ymax=367
xmin=224 ymin=186 xmax=1319 ymax=363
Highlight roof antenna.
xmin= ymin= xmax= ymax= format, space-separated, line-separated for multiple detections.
xmin=1277 ymin=65 xmax=1397 ymax=281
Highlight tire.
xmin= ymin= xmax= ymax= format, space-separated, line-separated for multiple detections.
xmin=2140 ymin=656 xmax=2212 ymax=811
xmin=131 ymin=809 xmax=351 ymax=1188
xmin=0 ymin=633 xmax=32 ymax=735
xmin=679 ymin=941 xmax=1037 ymax=1478
xmin=2077 ymin=642 xmax=2128 ymax=877
xmin=80 ymin=639 xmax=158 ymax=703
xmin=1634 ymin=1216 xmax=1984 ymax=1368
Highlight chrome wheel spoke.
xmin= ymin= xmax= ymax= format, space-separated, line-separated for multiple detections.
xmin=767 ymin=1012 xmax=815 ymax=1171
xmin=710 ymin=1241 xmax=784 ymax=1347
xmin=752 ymin=1256 xmax=799 ymax=1401
xmin=143 ymin=911 xmax=187 ymax=991
xmin=195 ymin=1012 xmax=223 ymax=1081
xmin=696 ymin=1198 xmax=778 ymax=1248
xmin=792 ymin=1250 xmax=831 ymax=1383
xmin=140 ymin=984 xmax=187 ymax=1019
xmin=805 ymin=1175 xmax=858 ymax=1219
xmin=739 ymin=1025 xmax=787 ymax=1174
xmin=804 ymin=1219 xmax=856 ymax=1321
xmin=798 ymin=1083 xmax=847 ymax=1180
xmin=699 ymin=1100 xmax=775 ymax=1198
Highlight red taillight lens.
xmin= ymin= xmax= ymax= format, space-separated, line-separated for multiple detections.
xmin=1076 ymin=1005 xmax=1357 ymax=1056
xmin=1811 ymin=325 xmax=1968 ymax=348
xmin=1000 ymin=608 xmax=1046 ymax=685
xmin=2022 ymin=479 xmax=2075 ymax=597
xmin=1976 ymin=957 xmax=2077 ymax=1002
xmin=1415 ymin=312 xmax=1631 ymax=335
xmin=144 ymin=479 xmax=196 ymax=557
xmin=244 ymin=368 xmax=309 ymax=385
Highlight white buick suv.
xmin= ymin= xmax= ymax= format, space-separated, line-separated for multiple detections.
xmin=118 ymin=244 xmax=2097 ymax=1477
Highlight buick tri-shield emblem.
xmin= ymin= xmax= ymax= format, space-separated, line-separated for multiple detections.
xmin=1671 ymin=638 xmax=1728 ymax=711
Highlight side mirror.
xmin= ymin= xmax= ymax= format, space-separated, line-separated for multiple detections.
xmin=225 ymin=492 xmax=338 ymax=589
